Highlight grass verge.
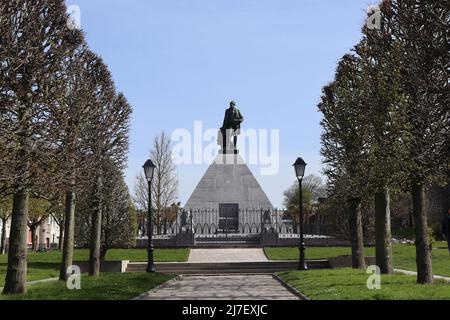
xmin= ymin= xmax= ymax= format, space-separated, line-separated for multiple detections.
xmin=278 ymin=268 xmax=450 ymax=300
xmin=0 ymin=272 xmax=174 ymax=300
xmin=265 ymin=242 xmax=450 ymax=277
xmin=0 ymin=248 xmax=190 ymax=287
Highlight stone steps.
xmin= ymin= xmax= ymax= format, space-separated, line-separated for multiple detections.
xmin=126 ymin=260 xmax=329 ymax=274
xmin=194 ymin=234 xmax=261 ymax=246
xmin=192 ymin=244 xmax=265 ymax=248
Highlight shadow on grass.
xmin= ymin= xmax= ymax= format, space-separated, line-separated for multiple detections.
xmin=1 ymin=262 xmax=60 ymax=287
xmin=1 ymin=273 xmax=175 ymax=300
xmin=27 ymin=262 xmax=60 ymax=271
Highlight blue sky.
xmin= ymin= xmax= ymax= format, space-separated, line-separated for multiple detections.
xmin=67 ymin=0 xmax=372 ymax=207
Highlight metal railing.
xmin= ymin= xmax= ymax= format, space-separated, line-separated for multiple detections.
xmin=136 ymin=208 xmax=338 ymax=246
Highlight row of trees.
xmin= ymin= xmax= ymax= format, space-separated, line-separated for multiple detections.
xmin=0 ymin=1 xmax=132 ymax=294
xmin=74 ymin=167 xmax=137 ymax=260
xmin=319 ymin=0 xmax=448 ymax=283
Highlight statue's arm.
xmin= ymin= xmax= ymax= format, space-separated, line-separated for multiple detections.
xmin=237 ymin=110 xmax=244 ymax=123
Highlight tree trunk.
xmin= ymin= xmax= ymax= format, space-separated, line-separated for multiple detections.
xmin=101 ymin=208 xmax=109 ymax=261
xmin=412 ymin=183 xmax=433 ymax=284
xmin=100 ymin=246 xmax=108 ymax=261
xmin=59 ymin=190 xmax=76 ymax=280
xmin=375 ymin=188 xmax=393 ymax=274
xmin=3 ymin=101 xmax=31 ymax=294
xmin=1 ymin=218 xmax=7 ymax=255
xmin=58 ymin=220 xmax=64 ymax=250
xmin=89 ymin=207 xmax=102 ymax=276
xmin=30 ymin=226 xmax=37 ymax=252
xmin=409 ymin=209 xmax=414 ymax=227
xmin=349 ymin=198 xmax=365 ymax=269
xmin=89 ymin=177 xmax=102 ymax=277
xmin=3 ymin=190 xmax=29 ymax=294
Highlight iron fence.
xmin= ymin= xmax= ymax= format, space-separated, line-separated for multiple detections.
xmin=135 ymin=208 xmax=345 ymax=247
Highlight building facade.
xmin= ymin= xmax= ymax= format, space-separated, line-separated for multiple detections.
xmin=0 ymin=216 xmax=60 ymax=251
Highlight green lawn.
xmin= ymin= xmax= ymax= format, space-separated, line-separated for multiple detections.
xmin=0 ymin=273 xmax=174 ymax=300
xmin=102 ymin=248 xmax=190 ymax=262
xmin=265 ymin=246 xmax=365 ymax=260
xmin=265 ymin=242 xmax=450 ymax=277
xmin=278 ymin=268 xmax=450 ymax=300
xmin=0 ymin=248 xmax=190 ymax=287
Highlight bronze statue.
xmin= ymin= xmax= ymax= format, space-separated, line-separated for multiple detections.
xmin=219 ymin=101 xmax=244 ymax=153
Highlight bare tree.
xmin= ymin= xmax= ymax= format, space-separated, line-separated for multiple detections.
xmin=52 ymin=44 xmax=101 ymax=281
xmin=82 ymin=61 xmax=131 ymax=276
xmin=134 ymin=132 xmax=178 ymax=233
xmin=318 ymin=0 xmax=448 ymax=281
xmin=0 ymin=1 xmax=131 ymax=292
xmin=0 ymin=0 xmax=82 ymax=294
xmin=303 ymin=175 xmax=326 ymax=201
xmin=48 ymin=194 xmax=65 ymax=250
xmin=100 ymin=165 xmax=137 ymax=259
xmin=27 ymin=198 xmax=50 ymax=251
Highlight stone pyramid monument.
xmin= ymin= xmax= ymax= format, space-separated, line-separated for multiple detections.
xmin=184 ymin=153 xmax=273 ymax=211
xmin=184 ymin=102 xmax=273 ymax=230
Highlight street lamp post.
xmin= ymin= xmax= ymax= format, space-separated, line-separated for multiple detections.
xmin=294 ymin=157 xmax=308 ymax=270
xmin=143 ymin=159 xmax=156 ymax=273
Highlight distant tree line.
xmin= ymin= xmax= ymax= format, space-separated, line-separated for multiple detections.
xmin=283 ymin=174 xmax=326 ymax=229
xmin=318 ymin=0 xmax=448 ymax=284
xmin=0 ymin=1 xmax=133 ymax=294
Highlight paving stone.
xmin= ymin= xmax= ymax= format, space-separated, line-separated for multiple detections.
xmin=137 ymin=275 xmax=299 ymax=300
xmin=188 ymin=248 xmax=268 ymax=263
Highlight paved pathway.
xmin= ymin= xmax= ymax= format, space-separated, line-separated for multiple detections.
xmin=188 ymin=248 xmax=268 ymax=263
xmin=136 ymin=275 xmax=299 ymax=300
xmin=136 ymin=249 xmax=299 ymax=300
xmin=395 ymin=269 xmax=450 ymax=282
xmin=0 ymin=277 xmax=58 ymax=292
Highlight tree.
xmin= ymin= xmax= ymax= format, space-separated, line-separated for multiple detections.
xmin=0 ymin=197 xmax=12 ymax=255
xmin=320 ymin=184 xmax=375 ymax=243
xmin=283 ymin=181 xmax=313 ymax=211
xmin=283 ymin=175 xmax=325 ymax=230
xmin=82 ymin=61 xmax=131 ymax=276
xmin=398 ymin=0 xmax=448 ymax=285
xmin=27 ymin=198 xmax=50 ymax=251
xmin=134 ymin=132 xmax=178 ymax=233
xmin=0 ymin=1 xmax=131 ymax=292
xmin=372 ymin=0 xmax=449 ymax=284
xmin=51 ymin=44 xmax=97 ymax=281
xmin=48 ymin=193 xmax=65 ymax=250
xmin=303 ymin=175 xmax=327 ymax=201
xmin=318 ymin=0 xmax=448 ymax=281
xmin=0 ymin=0 xmax=82 ymax=294
xmin=318 ymin=54 xmax=371 ymax=269
xmin=100 ymin=166 xmax=137 ymax=259
xmin=354 ymin=30 xmax=409 ymax=274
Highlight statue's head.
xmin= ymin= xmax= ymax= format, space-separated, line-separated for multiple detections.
xmin=230 ymin=100 xmax=236 ymax=108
